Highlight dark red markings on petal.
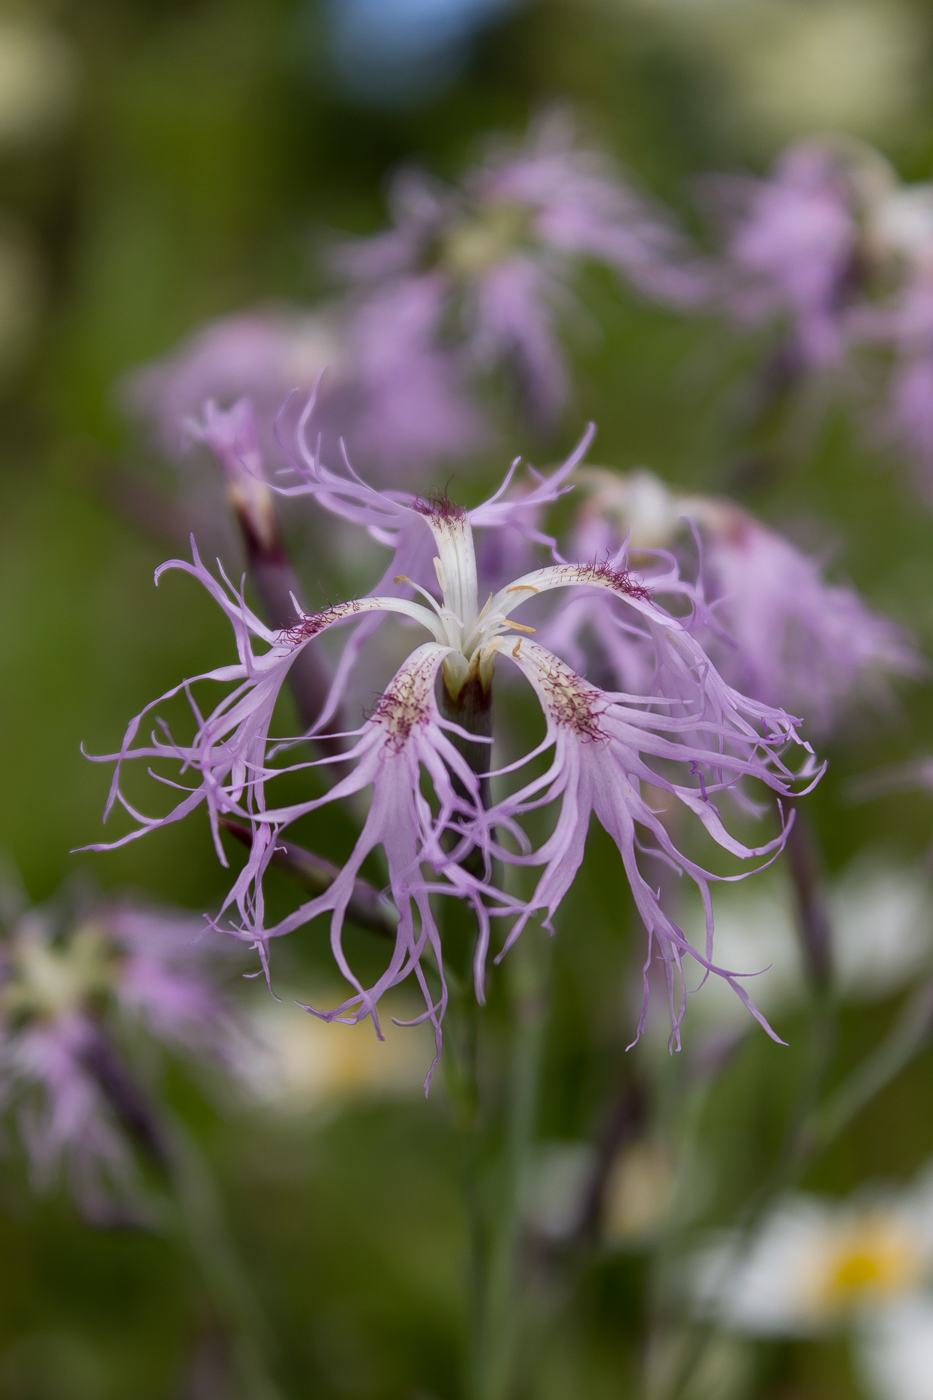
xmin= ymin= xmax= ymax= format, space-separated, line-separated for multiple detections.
xmin=581 ymin=559 xmax=651 ymax=600
xmin=372 ymin=657 xmax=436 ymax=752
xmin=535 ymin=653 xmax=607 ymax=741
xmin=278 ymin=600 xmax=366 ymax=647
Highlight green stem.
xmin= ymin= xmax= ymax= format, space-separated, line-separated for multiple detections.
xmin=657 ymin=806 xmax=838 ymax=1400
xmin=438 ymin=665 xmax=549 ymax=1400
xmin=812 ymin=975 xmax=933 ymax=1152
xmin=478 ymin=935 xmax=550 ymax=1400
xmin=165 ymin=1117 xmax=285 ymax=1400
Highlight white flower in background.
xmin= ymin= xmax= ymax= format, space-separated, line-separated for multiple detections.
xmin=243 ymin=990 xmax=430 ymax=1110
xmin=859 ymin=1298 xmax=933 ymax=1400
xmin=696 ymin=1171 xmax=933 ymax=1400
xmin=521 ymin=1141 xmax=595 ymax=1241
xmin=0 ymin=20 xmax=77 ymax=146
xmin=832 ymin=859 xmax=933 ymax=1000
xmin=676 ymin=877 xmax=802 ymax=1031
xmin=603 ymin=1140 xmax=680 ymax=1245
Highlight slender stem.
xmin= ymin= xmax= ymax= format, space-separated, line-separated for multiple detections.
xmin=812 ymin=974 xmax=933 ymax=1151
xmin=783 ymin=800 xmax=832 ymax=992
xmin=572 ymin=1063 xmax=644 ymax=1245
xmin=657 ymin=804 xmax=837 ymax=1400
xmin=439 ymin=668 xmax=549 ymax=1400
xmin=478 ymin=934 xmax=550 ymax=1400
xmin=165 ymin=1116 xmax=285 ymax=1400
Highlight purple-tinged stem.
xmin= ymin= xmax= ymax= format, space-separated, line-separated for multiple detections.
xmin=78 ymin=1022 xmax=171 ymax=1175
xmin=573 ymin=1066 xmax=645 ymax=1245
xmin=220 ymin=818 xmax=396 ymax=939
xmin=783 ymin=797 xmax=832 ymax=993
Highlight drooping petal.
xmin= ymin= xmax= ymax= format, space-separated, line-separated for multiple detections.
xmin=487 ymin=640 xmax=812 ymax=1043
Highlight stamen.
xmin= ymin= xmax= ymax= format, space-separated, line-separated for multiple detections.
xmin=512 ymin=638 xmax=522 ymax=658
xmin=433 ymin=556 xmax=448 ymax=593
xmin=506 ymin=584 xmax=540 ymax=594
xmin=394 ymin=575 xmax=448 ymax=620
xmin=475 ymin=593 xmax=493 ymax=625
xmin=508 ymin=622 xmax=536 ymax=634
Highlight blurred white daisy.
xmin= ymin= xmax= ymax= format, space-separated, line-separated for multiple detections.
xmin=695 ymin=1170 xmax=933 ymax=1399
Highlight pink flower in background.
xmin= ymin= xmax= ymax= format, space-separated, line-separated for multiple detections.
xmin=122 ymin=110 xmax=709 ymax=482
xmin=88 ymin=413 xmax=818 ymax=1079
xmin=697 ymin=503 xmax=920 ymax=735
xmin=0 ymin=896 xmax=241 ymax=1217
xmin=184 ymin=395 xmax=279 ymax=549
xmin=869 ymin=267 xmax=933 ymax=498
xmin=710 ymin=140 xmax=877 ymax=369
xmin=335 ymin=108 xmax=709 ymax=429
xmin=340 ymin=274 xmax=489 ymax=471
xmin=570 ymin=468 xmax=919 ymax=739
xmin=125 ymin=309 xmax=342 ymax=455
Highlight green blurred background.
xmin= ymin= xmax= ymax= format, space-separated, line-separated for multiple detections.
xmin=3 ymin=0 xmax=933 ymax=1395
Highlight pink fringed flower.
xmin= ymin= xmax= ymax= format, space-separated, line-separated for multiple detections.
xmin=0 ymin=896 xmax=240 ymax=1217
xmin=88 ymin=417 xmax=819 ymax=1083
xmin=335 ymin=108 xmax=709 ymax=429
xmin=570 ymin=468 xmax=919 ymax=739
xmin=126 ymin=309 xmax=342 ymax=456
xmin=708 ymin=139 xmax=891 ymax=369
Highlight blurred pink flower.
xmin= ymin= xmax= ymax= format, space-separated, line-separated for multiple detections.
xmin=334 ymin=108 xmax=709 ymax=430
xmin=125 ymin=309 xmax=340 ymax=456
xmin=709 ymin=140 xmax=872 ymax=369
xmin=0 ymin=897 xmax=241 ymax=1217
xmin=569 ymin=468 xmax=919 ymax=739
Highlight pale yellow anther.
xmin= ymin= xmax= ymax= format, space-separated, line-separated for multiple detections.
xmin=393 ymin=574 xmax=410 ymax=586
xmin=506 ymin=584 xmax=539 ymax=594
xmin=433 ymin=556 xmax=448 ymax=592
xmin=508 ymin=621 xmax=536 ymax=635
xmin=512 ymin=637 xmax=522 ymax=658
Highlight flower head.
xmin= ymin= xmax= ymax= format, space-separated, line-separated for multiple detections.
xmin=88 ymin=416 xmax=819 ymax=1082
xmin=335 ymin=109 xmax=708 ymax=430
xmin=571 ymin=467 xmax=918 ymax=737
xmin=125 ymin=309 xmax=342 ymax=456
xmin=695 ymin=1170 xmax=933 ymax=1400
xmin=0 ymin=890 xmax=240 ymax=1217
xmin=709 ymin=137 xmax=894 ymax=368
